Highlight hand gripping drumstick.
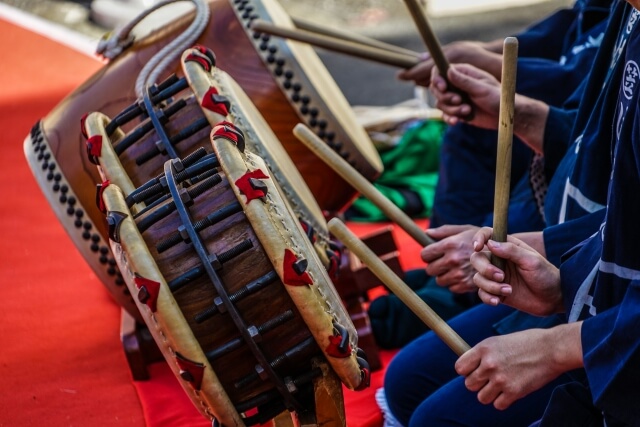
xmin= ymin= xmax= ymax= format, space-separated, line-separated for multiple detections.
xmin=250 ymin=20 xmax=421 ymax=69
xmin=491 ymin=37 xmax=518 ymax=270
xmin=402 ymin=0 xmax=474 ymax=119
xmin=293 ymin=123 xmax=435 ymax=247
xmin=329 ymin=218 xmax=470 ymax=356
xmin=402 ymin=0 xmax=451 ymax=81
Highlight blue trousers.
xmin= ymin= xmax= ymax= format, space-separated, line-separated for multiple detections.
xmin=384 ymin=304 xmax=574 ymax=427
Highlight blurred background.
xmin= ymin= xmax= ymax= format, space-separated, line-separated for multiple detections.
xmin=0 ymin=0 xmax=571 ymax=105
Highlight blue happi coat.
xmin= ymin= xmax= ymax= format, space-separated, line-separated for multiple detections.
xmin=430 ymin=0 xmax=611 ymax=233
xmin=541 ymin=1 xmax=639 ymax=266
xmin=551 ymin=5 xmax=640 ymax=425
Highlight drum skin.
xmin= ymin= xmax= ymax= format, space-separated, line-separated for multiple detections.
xmin=24 ymin=0 xmax=379 ymax=313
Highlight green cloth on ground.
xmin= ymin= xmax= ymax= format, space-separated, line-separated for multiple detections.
xmin=348 ymin=119 xmax=446 ymax=222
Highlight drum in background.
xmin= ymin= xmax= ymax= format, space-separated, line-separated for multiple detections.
xmin=96 ymin=129 xmax=370 ymax=425
xmin=24 ymin=0 xmax=380 ymax=307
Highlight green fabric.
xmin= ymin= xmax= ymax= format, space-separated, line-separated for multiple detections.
xmin=348 ymin=119 xmax=446 ymax=222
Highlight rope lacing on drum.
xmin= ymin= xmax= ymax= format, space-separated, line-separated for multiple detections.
xmin=95 ymin=0 xmax=210 ymax=99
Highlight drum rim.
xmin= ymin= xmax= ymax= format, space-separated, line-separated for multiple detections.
xmin=181 ymin=50 xmax=329 ymax=240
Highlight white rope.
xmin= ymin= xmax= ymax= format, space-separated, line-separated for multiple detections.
xmin=95 ymin=0 xmax=210 ymax=97
xmin=135 ymin=0 xmax=210 ymax=97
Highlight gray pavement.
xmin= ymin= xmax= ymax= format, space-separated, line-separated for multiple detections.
xmin=1 ymin=0 xmax=571 ymax=105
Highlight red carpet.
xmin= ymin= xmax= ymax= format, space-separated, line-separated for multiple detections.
xmin=0 ymin=15 xmax=144 ymax=427
xmin=0 ymin=11 xmax=428 ymax=426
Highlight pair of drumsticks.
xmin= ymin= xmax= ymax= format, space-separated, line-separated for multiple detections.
xmin=259 ymin=0 xmax=518 ymax=357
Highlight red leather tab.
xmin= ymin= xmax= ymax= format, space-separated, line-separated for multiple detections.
xmin=354 ymin=366 xmax=371 ymax=391
xmin=299 ymin=221 xmax=317 ymax=243
xmin=328 ymin=255 xmax=339 ymax=282
xmin=235 ymin=169 xmax=269 ymax=203
xmin=201 ymin=87 xmax=229 ymax=116
xmin=211 ymin=121 xmax=245 ymax=152
xmin=175 ymin=353 xmax=206 ymax=391
xmin=325 ymin=334 xmax=353 ymax=358
xmin=282 ymin=248 xmax=312 ymax=287
xmin=96 ymin=180 xmax=110 ymax=214
xmin=86 ymin=134 xmax=102 ymax=165
xmin=185 ymin=45 xmax=215 ymax=71
xmin=185 ymin=52 xmax=212 ymax=71
xmin=134 ymin=275 xmax=160 ymax=313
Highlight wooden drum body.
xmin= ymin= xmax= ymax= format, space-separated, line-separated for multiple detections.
xmin=96 ymin=128 xmax=369 ymax=425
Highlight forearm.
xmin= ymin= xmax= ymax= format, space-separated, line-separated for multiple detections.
xmin=513 ymin=95 xmax=549 ymax=153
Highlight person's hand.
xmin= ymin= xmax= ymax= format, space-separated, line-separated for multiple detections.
xmin=397 ymin=41 xmax=503 ymax=87
xmin=470 ymin=227 xmax=563 ymax=316
xmin=455 ymin=327 xmax=579 ymax=410
xmin=421 ymin=225 xmax=479 ymax=294
xmin=430 ymin=64 xmax=502 ymax=128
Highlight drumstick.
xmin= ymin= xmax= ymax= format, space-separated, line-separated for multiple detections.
xmin=250 ymin=20 xmax=420 ymax=69
xmin=293 ymin=123 xmax=435 ymax=247
xmin=329 ymin=218 xmax=470 ymax=356
xmin=290 ymin=16 xmax=420 ymax=58
xmin=402 ymin=0 xmax=450 ymax=78
xmin=491 ymin=37 xmax=518 ymax=270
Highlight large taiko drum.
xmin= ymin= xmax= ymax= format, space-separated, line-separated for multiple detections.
xmin=94 ymin=124 xmax=370 ymax=425
xmin=24 ymin=0 xmax=379 ymax=306
xmin=32 ymin=46 xmax=343 ymax=315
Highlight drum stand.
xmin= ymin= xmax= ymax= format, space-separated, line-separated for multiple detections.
xmin=120 ymin=309 xmax=163 ymax=381
xmin=334 ymin=225 xmax=402 ymax=372
xmin=273 ymin=359 xmax=346 ymax=427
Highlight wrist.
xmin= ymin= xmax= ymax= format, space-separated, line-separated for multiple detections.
xmin=546 ymin=322 xmax=584 ymax=373
xmin=513 ymin=96 xmax=549 ymax=153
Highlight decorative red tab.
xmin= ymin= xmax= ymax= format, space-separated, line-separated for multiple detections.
xmin=86 ymin=134 xmax=103 ymax=165
xmin=328 ymin=255 xmax=339 ymax=282
xmin=327 ymin=245 xmax=342 ymax=282
xmin=134 ymin=275 xmax=160 ymax=312
xmin=235 ymin=169 xmax=270 ymax=203
xmin=175 ymin=352 xmax=206 ymax=391
xmin=325 ymin=334 xmax=353 ymax=358
xmin=201 ymin=87 xmax=230 ymax=116
xmin=96 ymin=180 xmax=110 ymax=214
xmin=299 ymin=221 xmax=317 ymax=243
xmin=355 ymin=367 xmax=371 ymax=391
xmin=185 ymin=52 xmax=212 ymax=71
xmin=211 ymin=121 xmax=246 ymax=152
xmin=80 ymin=113 xmax=89 ymax=139
xmin=212 ymin=121 xmax=239 ymax=142
xmin=282 ymin=248 xmax=313 ymax=287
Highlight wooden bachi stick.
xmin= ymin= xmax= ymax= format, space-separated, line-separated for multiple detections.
xmin=250 ymin=20 xmax=420 ymax=69
xmin=329 ymin=218 xmax=470 ymax=356
xmin=491 ymin=37 xmax=519 ymax=270
xmin=402 ymin=0 xmax=450 ymax=77
xmin=291 ymin=16 xmax=420 ymax=58
xmin=293 ymin=124 xmax=435 ymax=247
